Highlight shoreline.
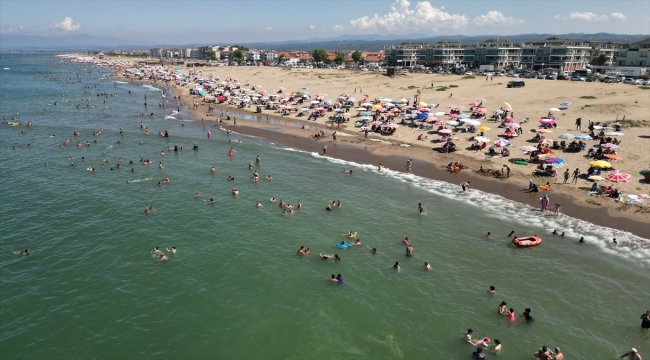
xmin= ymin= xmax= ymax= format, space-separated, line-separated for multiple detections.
xmin=110 ymin=67 xmax=649 ymax=239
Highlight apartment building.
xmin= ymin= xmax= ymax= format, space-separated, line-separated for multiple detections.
xmin=616 ymin=38 xmax=650 ymax=67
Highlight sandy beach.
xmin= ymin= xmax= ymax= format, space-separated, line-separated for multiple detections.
xmin=107 ymin=57 xmax=650 ymax=234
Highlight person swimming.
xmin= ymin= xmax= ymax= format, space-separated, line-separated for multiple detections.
xmin=13 ymin=249 xmax=30 ymax=256
xmin=508 ymin=308 xmax=516 ymax=321
xmin=418 ymin=203 xmax=425 ymax=214
xmin=335 ymin=274 xmax=343 ymax=283
xmin=298 ymin=246 xmax=306 ymax=255
xmin=343 ymin=231 xmax=356 ymax=238
xmin=270 ymin=197 xmax=276 ymax=202
xmin=151 ymin=247 xmax=161 ymax=254
xmin=330 ymin=274 xmax=337 ymax=282
xmin=320 ymin=253 xmax=333 ymax=259
xmin=232 ymin=188 xmax=239 ymax=195
xmin=498 ymin=301 xmax=507 ymax=315
xmin=256 ymin=201 xmax=263 ymax=208
xmin=194 ymin=193 xmax=201 ymax=198
xmin=402 ymin=237 xmax=410 ymax=244
xmin=353 ymin=239 xmax=361 ymax=246
xmin=158 ymin=253 xmax=168 ymax=262
xmin=425 ymin=261 xmax=431 ymax=270
xmin=366 ymin=246 xmax=383 ymax=254
xmin=393 ymin=261 xmax=400 ymax=270
xmin=508 ymin=230 xmax=515 ymax=236
xmin=406 ymin=245 xmax=414 ymax=257
xmin=521 ymin=308 xmax=534 ymax=322
xmin=166 ymin=247 xmax=176 ymax=254
xmin=488 ymin=286 xmax=495 ymax=294
xmin=326 ymin=204 xmax=332 ymax=211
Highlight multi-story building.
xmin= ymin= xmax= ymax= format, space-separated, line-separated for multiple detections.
xmin=261 ymin=50 xmax=277 ymax=62
xmin=386 ymin=36 xmax=626 ymax=71
xmin=616 ymin=38 xmax=650 ymax=67
xmin=149 ymin=48 xmax=162 ymax=58
xmin=246 ymin=50 xmax=261 ymax=62
xmin=183 ymin=48 xmax=200 ymax=59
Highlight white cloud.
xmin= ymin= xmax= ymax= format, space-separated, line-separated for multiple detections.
xmin=554 ymin=15 xmax=560 ymax=19
xmin=568 ymin=12 xmax=608 ymax=21
xmin=309 ymin=25 xmax=315 ymax=30
xmin=334 ymin=0 xmax=469 ymax=33
xmin=54 ymin=17 xmax=80 ymax=31
xmin=610 ymin=12 xmax=627 ymax=20
xmin=472 ymin=11 xmax=523 ymax=26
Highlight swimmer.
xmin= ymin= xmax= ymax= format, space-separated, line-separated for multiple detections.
xmin=13 ymin=249 xmax=30 ymax=256
xmin=279 ymin=200 xmax=286 ymax=208
xmin=343 ymin=231 xmax=356 ymax=238
xmin=343 ymin=169 xmax=353 ymax=175
xmin=297 ymin=200 xmax=302 ymax=209
xmin=425 ymin=261 xmax=431 ymax=270
xmin=487 ymin=232 xmax=492 ymax=238
xmin=488 ymin=286 xmax=495 ymax=294
xmin=418 ymin=203 xmax=425 ymax=214
xmin=282 ymin=209 xmax=287 ymax=216
xmin=560 ymin=232 xmax=565 ymax=237
xmin=206 ymin=198 xmax=215 ymax=204
xmin=159 ymin=162 xmax=163 ymax=169
xmin=507 ymin=230 xmax=515 ymax=237
xmin=508 ymin=308 xmax=516 ymax=321
xmin=552 ymin=229 xmax=558 ymax=235
xmin=266 ymin=175 xmax=272 ymax=180
xmin=270 ymin=197 xmax=276 ymax=203
xmin=256 ymin=155 xmax=261 ymax=164
xmin=326 ymin=204 xmax=332 ymax=211
xmin=336 ymin=274 xmax=343 ymax=283
xmin=194 ymin=193 xmax=201 ymax=198
xmin=232 ymin=188 xmax=239 ymax=195
xmin=334 ymin=254 xmax=340 ymax=263
xmin=151 ymin=247 xmax=161 ymax=254
xmin=144 ymin=208 xmax=150 ymax=215
xmin=352 ymin=239 xmax=361 ymax=246
xmin=304 ymin=247 xmax=310 ymax=255
xmin=406 ymin=245 xmax=414 ymax=257
xmin=336 ymin=200 xmax=341 ymax=208
xmin=160 ymin=151 xmax=165 ymax=155
xmin=460 ymin=181 xmax=471 ymax=192
xmin=579 ymin=237 xmax=585 ymax=244
xmin=366 ymin=246 xmax=383 ymax=254
xmin=377 ymin=164 xmax=382 ymax=171
xmin=320 ymin=253 xmax=333 ymax=259
xmin=297 ymin=246 xmax=306 ymax=255
xmin=210 ymin=166 xmax=216 ymax=173
xmin=498 ymin=301 xmax=507 ymax=315
xmin=490 ymin=339 xmax=502 ymax=354
xmin=131 ymin=167 xmax=136 ymax=173
xmin=464 ymin=329 xmax=474 ymax=344
xmin=393 ymin=261 xmax=400 ymax=270
xmin=612 ymin=238 xmax=618 ymax=245
xmin=227 ymin=176 xmax=234 ymax=181
xmin=158 ymin=253 xmax=168 ymax=262
xmin=148 ymin=205 xmax=154 ymax=211
xmin=45 ymin=162 xmax=49 ymax=167
xmin=330 ymin=274 xmax=337 ymax=282
xmin=256 ymin=201 xmax=263 ymax=208
xmin=166 ymin=247 xmax=176 ymax=254
xmin=402 ymin=237 xmax=410 ymax=244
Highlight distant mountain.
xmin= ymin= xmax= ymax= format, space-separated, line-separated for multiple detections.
xmin=0 ymin=34 xmax=159 ymax=50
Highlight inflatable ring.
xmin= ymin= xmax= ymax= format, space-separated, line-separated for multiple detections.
xmin=336 ymin=241 xmax=351 ymax=249
xmin=513 ymin=236 xmax=542 ymax=247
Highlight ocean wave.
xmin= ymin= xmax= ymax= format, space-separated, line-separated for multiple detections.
xmin=164 ymin=116 xmax=176 ymax=120
xmin=141 ymin=85 xmax=162 ymax=92
xmin=114 ymin=81 xmax=128 ymax=84
xmin=281 ymin=148 xmax=650 ymax=265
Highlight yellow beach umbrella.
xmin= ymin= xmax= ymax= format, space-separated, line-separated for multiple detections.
xmin=504 ymin=102 xmax=513 ymax=110
xmin=478 ymin=126 xmax=491 ymax=131
xmin=590 ymin=160 xmax=612 ymax=168
xmin=372 ymin=104 xmax=383 ymax=109
xmin=418 ymin=101 xmax=427 ymax=107
xmin=398 ymin=98 xmax=408 ymax=103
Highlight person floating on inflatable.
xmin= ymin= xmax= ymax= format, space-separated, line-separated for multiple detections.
xmin=342 ymin=231 xmax=357 ymax=238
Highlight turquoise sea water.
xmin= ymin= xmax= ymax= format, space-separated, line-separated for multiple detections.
xmin=0 ymin=54 xmax=649 ymax=359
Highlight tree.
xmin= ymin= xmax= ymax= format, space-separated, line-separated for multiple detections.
xmin=232 ymin=44 xmax=249 ymax=51
xmin=591 ymin=54 xmax=608 ymax=66
xmin=233 ymin=49 xmax=244 ymax=64
xmin=311 ymin=48 xmax=328 ymax=64
xmin=277 ymin=53 xmax=285 ymax=65
xmin=334 ymin=52 xmax=346 ymax=65
xmin=351 ymin=50 xmax=362 ymax=67
xmin=210 ymin=51 xmax=217 ymax=61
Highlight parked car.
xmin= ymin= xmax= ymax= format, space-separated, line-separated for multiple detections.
xmin=545 ymin=75 xmax=556 ymax=80
xmin=507 ymin=81 xmax=525 ymax=88
xmin=556 ymin=75 xmax=570 ymax=80
xmin=537 ymin=74 xmax=546 ymax=79
xmin=586 ymin=77 xmax=599 ymax=82
xmin=624 ymin=78 xmax=642 ymax=85
xmin=507 ymin=73 xmax=520 ymax=78
xmin=465 ymin=71 xmax=473 ymax=75
xmin=642 ymin=79 xmax=650 ymax=85
xmin=570 ymin=76 xmax=585 ymax=81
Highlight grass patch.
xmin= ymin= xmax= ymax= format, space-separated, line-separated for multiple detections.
xmin=584 ymin=104 xmax=591 ymax=107
xmin=407 ymin=85 xmax=418 ymax=90
xmin=435 ymin=86 xmax=449 ymax=91
xmin=579 ymin=96 xmax=596 ymax=99
xmin=449 ymin=84 xmax=459 ymax=88
xmin=281 ymin=67 xmax=292 ymax=71
xmin=461 ymin=75 xmax=475 ymax=79
xmin=497 ymin=82 xmax=503 ymax=85
xmin=639 ymin=86 xmax=650 ymax=90
xmin=618 ymin=119 xmax=650 ymax=127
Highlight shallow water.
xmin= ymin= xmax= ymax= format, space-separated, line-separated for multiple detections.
xmin=1 ymin=54 xmax=648 ymax=359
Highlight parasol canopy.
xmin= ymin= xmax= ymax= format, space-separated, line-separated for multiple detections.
xmin=606 ymin=170 xmax=631 ymax=183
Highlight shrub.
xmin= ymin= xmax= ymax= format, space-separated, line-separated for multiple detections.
xmin=462 ymin=75 xmax=475 ymax=79
xmin=639 ymin=86 xmax=650 ymax=90
xmin=449 ymin=84 xmax=459 ymax=88
xmin=435 ymin=86 xmax=449 ymax=91
xmin=407 ymin=85 xmax=418 ymax=90
xmin=579 ymin=96 xmax=596 ymax=99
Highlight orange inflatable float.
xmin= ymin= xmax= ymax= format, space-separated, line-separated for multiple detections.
xmin=513 ymin=236 xmax=542 ymax=247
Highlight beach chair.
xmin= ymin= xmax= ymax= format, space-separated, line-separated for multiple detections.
xmin=560 ymin=140 xmax=566 ymax=149
xmin=552 ymin=141 xmax=560 ymax=149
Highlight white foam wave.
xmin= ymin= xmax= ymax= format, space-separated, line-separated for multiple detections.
xmin=164 ymin=116 xmax=176 ymax=120
xmin=171 ymin=110 xmax=179 ymax=115
xmin=114 ymin=81 xmax=128 ymax=84
xmin=281 ymin=148 xmax=650 ymax=265
xmin=142 ymin=85 xmax=162 ymax=92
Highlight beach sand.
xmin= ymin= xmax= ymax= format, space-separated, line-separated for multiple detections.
xmin=107 ymin=57 xmax=650 ymax=235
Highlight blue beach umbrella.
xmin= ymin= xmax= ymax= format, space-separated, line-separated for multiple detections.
xmin=575 ymin=134 xmax=592 ymax=140
xmin=560 ymin=102 xmax=572 ymax=106
xmin=360 ymin=112 xmax=372 ymax=116
xmin=447 ymin=121 xmax=460 ymax=126
xmin=458 ymin=114 xmax=469 ymax=119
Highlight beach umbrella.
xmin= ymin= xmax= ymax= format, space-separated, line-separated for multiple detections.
xmin=418 ymin=101 xmax=427 ymax=107
xmin=606 ymin=170 xmax=631 ymax=183
xmin=447 ymin=121 xmax=460 ymax=126
xmin=494 ymin=139 xmax=510 ymax=147
xmin=520 ymin=146 xmax=537 ymax=152
xmin=461 ymin=119 xmax=481 ymax=126
xmin=504 ymin=102 xmax=513 ymax=110
xmin=398 ymin=98 xmax=408 ymax=103
xmin=371 ymin=121 xmax=382 ymax=125
xmin=539 ymin=138 xmax=553 ymax=145
xmin=478 ymin=126 xmax=491 ymax=131
xmin=605 ymin=132 xmax=624 ymax=136
xmin=600 ymin=143 xmax=619 ymax=149
xmin=360 ymin=112 xmax=372 ymax=116
xmin=545 ymin=158 xmax=565 ymax=165
xmin=537 ymin=129 xmax=553 ymax=133
xmin=449 ymin=113 xmax=458 ymax=118
xmin=540 ymin=119 xmax=555 ymax=124
xmin=475 ymin=136 xmax=490 ymax=143
xmin=372 ymin=104 xmax=382 ymax=109
xmin=415 ymin=113 xmax=429 ymax=120
xmin=505 ymin=131 xmax=518 ymax=137
xmin=575 ymin=134 xmax=592 ymax=140
xmin=504 ymin=117 xmax=515 ymax=123
xmin=604 ymin=154 xmax=623 ymax=161
xmin=558 ymin=133 xmax=575 ymax=139
xmin=560 ymin=102 xmax=572 ymax=106
xmin=476 ymin=108 xmax=487 ymax=113
xmin=433 ymin=121 xmax=446 ymax=125
xmin=588 ymin=175 xmax=605 ymax=181
xmin=438 ymin=129 xmax=452 ymax=134
xmin=590 ymin=160 xmax=612 ymax=168
xmin=434 ymin=112 xmax=445 ymax=116
xmin=458 ymin=114 xmax=470 ymax=119
xmin=540 ymin=147 xmax=555 ymax=154
xmin=494 ymin=109 xmax=504 ymax=114
xmin=469 ymin=101 xmax=480 ymax=106
xmin=506 ymin=123 xmax=521 ymax=129
xmin=548 ymin=108 xmax=561 ymax=112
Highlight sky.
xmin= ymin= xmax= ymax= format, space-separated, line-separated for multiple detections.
xmin=0 ymin=0 xmax=648 ymax=45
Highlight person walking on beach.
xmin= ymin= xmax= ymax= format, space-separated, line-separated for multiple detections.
xmin=322 ymin=145 xmax=327 ymax=155
xmin=504 ymin=164 xmax=511 ymax=178
xmin=405 ymin=159 xmax=412 ymax=174
xmin=571 ymin=168 xmax=580 ymax=184
xmin=563 ymin=169 xmax=570 ymax=184
xmin=332 ymin=131 xmax=337 ymax=142
xmin=461 ymin=181 xmax=470 ymax=192
xmin=364 ymin=129 xmax=369 ymax=140
xmin=575 ymin=117 xmax=582 ymax=131
xmin=554 ymin=203 xmax=562 ymax=216
xmin=540 ymin=195 xmax=550 ymax=212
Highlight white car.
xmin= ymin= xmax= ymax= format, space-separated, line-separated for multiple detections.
xmin=624 ymin=78 xmax=642 ymax=85
xmin=465 ymin=72 xmax=473 ymax=75
xmin=642 ymin=79 xmax=650 ymax=85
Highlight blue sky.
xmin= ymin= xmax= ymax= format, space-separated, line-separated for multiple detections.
xmin=1 ymin=0 xmax=648 ymax=44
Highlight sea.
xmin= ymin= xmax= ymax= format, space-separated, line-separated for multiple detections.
xmin=0 ymin=53 xmax=648 ymax=359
